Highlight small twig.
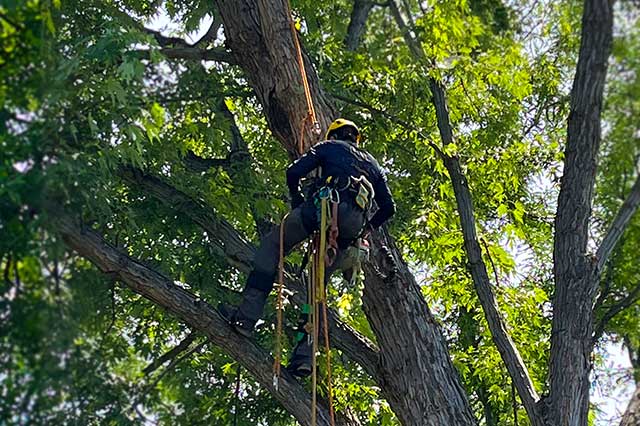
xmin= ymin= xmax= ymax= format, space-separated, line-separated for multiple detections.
xmin=13 ymin=260 xmax=21 ymax=292
xmin=593 ymin=280 xmax=640 ymax=343
xmin=53 ymin=257 xmax=60 ymax=295
xmin=143 ymin=331 xmax=198 ymax=375
xmin=481 ymin=238 xmax=501 ymax=287
xmin=100 ymin=282 xmax=117 ymax=344
xmin=131 ymin=340 xmax=206 ymax=413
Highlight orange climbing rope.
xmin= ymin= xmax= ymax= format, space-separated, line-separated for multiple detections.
xmin=271 ymin=2 xmax=336 ymax=425
xmin=284 ymin=0 xmax=320 ymax=155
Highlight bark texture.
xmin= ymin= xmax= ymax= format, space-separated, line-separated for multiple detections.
xmin=550 ymin=1 xmax=614 ymax=425
xmin=620 ymin=385 xmax=640 ymax=426
xmin=216 ymin=0 xmax=336 ymax=157
xmin=362 ymin=230 xmax=477 ymax=425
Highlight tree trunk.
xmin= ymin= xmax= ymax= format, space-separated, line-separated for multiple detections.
xmin=216 ymin=0 xmax=336 ymax=157
xmin=550 ymin=0 xmax=614 ymax=425
xmin=361 ymin=231 xmax=478 ymax=425
xmin=215 ymin=0 xmax=477 ymax=424
xmin=620 ymin=385 xmax=640 ymax=426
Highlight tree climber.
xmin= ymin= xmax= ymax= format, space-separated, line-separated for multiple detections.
xmin=220 ymin=118 xmax=395 ymax=377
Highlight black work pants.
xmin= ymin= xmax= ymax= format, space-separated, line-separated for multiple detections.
xmin=246 ymin=199 xmax=366 ymax=294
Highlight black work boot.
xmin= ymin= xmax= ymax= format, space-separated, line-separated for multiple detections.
xmin=219 ymin=286 xmax=269 ymax=338
xmin=287 ymin=336 xmax=313 ymax=378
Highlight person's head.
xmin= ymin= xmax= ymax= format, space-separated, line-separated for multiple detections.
xmin=325 ymin=118 xmax=361 ymax=145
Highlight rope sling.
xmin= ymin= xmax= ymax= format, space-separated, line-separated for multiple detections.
xmin=271 ymin=3 xmax=336 ymax=426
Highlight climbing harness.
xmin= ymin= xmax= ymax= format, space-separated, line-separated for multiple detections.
xmin=315 ymin=185 xmax=340 ymax=266
xmin=272 ymin=194 xmax=338 ymax=426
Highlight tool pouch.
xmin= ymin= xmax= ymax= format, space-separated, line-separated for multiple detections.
xmin=351 ymin=176 xmax=374 ymax=211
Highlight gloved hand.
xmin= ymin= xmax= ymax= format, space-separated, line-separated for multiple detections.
xmin=291 ymin=193 xmax=304 ymax=210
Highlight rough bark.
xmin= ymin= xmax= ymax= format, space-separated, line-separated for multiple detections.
xmin=550 ymin=0 xmax=614 ymax=425
xmin=215 ymin=0 xmax=336 ymax=158
xmin=361 ymin=230 xmax=478 ymax=425
xmin=620 ymin=385 xmax=640 ymax=426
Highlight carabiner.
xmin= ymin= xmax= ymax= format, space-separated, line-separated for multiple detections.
xmin=330 ymin=188 xmax=340 ymax=204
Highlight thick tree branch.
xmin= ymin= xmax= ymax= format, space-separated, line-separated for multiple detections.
xmin=54 ymin=213 xmax=350 ymax=426
xmin=194 ymin=15 xmax=223 ymax=46
xmin=345 ymin=0 xmax=375 ymax=51
xmin=119 ymin=165 xmax=255 ymax=270
xmin=387 ymin=0 xmax=542 ymax=423
xmin=596 ymin=174 xmax=640 ymax=273
xmin=443 ymin=155 xmax=542 ymax=423
xmin=133 ymin=46 xmax=234 ymax=63
xmin=215 ymin=0 xmax=337 ymax=156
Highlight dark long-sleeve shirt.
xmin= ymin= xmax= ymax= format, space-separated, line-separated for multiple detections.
xmin=286 ymin=140 xmax=395 ymax=229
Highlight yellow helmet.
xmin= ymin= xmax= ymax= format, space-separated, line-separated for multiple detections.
xmin=324 ymin=118 xmax=361 ymax=143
